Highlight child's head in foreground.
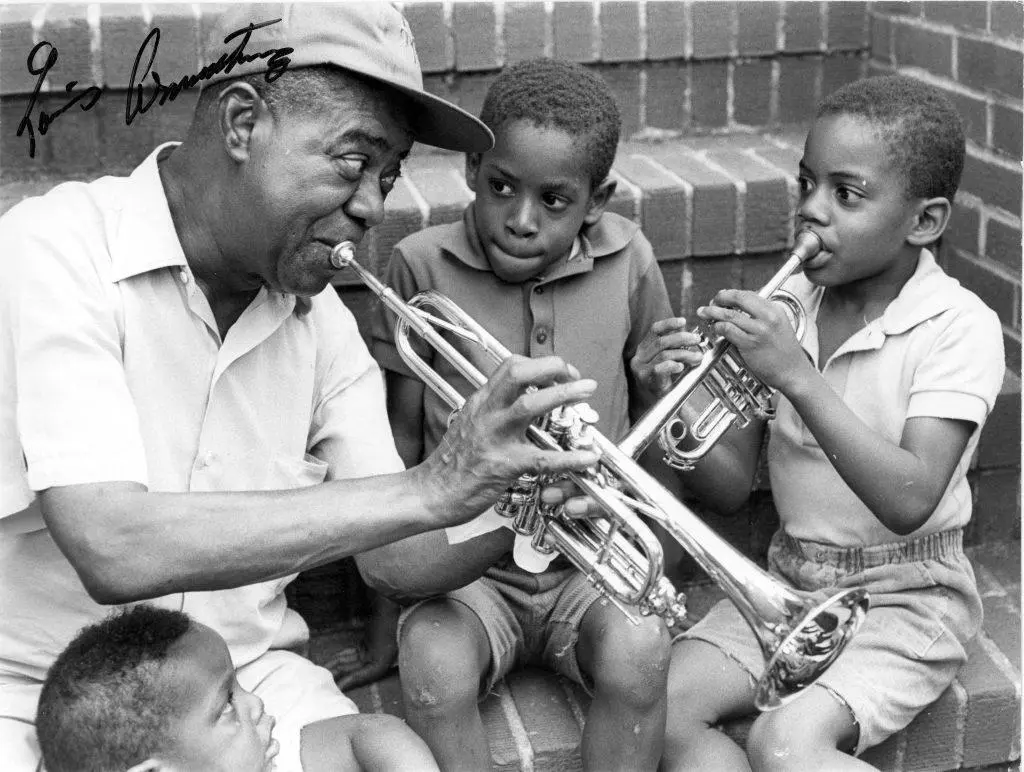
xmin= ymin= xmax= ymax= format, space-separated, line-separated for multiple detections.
xmin=467 ymin=57 xmax=621 ymax=283
xmin=797 ymin=74 xmax=966 ymax=288
xmin=37 ymin=605 xmax=276 ymax=772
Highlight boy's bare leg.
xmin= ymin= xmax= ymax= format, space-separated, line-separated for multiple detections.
xmin=327 ymin=591 xmax=400 ymax=691
xmin=399 ymin=600 xmax=493 ymax=772
xmin=300 ymin=714 xmax=439 ymax=772
xmin=746 ymin=686 xmax=865 ymax=772
xmin=576 ymin=600 xmax=671 ymax=771
xmin=660 ymin=639 xmax=757 ymax=772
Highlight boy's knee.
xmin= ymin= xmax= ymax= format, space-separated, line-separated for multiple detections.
xmin=587 ymin=614 xmax=670 ymax=703
xmin=398 ymin=602 xmax=485 ymax=712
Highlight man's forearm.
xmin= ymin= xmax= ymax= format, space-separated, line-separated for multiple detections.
xmin=42 ymin=466 xmax=448 ymax=604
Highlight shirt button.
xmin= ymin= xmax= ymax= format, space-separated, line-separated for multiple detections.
xmin=179 ymin=269 xmax=189 ymax=284
xmin=534 ymin=286 xmax=544 ymax=295
xmin=535 ymin=328 xmax=548 ymax=344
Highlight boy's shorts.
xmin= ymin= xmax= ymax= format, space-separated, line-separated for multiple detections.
xmin=679 ymin=528 xmax=982 ymax=756
xmin=398 ymin=555 xmax=606 ymax=696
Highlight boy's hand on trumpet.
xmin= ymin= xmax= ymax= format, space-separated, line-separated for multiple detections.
xmin=420 ymin=355 xmax=602 ymax=526
xmin=630 ymin=317 xmax=705 ymax=399
xmin=698 ymin=289 xmax=813 ymax=392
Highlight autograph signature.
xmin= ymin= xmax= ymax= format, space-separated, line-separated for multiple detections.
xmin=16 ymin=18 xmax=292 ymax=158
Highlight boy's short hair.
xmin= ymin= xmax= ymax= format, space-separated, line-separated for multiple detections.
xmin=479 ymin=58 xmax=621 ymax=187
xmin=36 ymin=605 xmax=193 ymax=772
xmin=818 ymin=74 xmax=965 ymax=202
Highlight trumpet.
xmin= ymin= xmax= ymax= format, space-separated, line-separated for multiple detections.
xmin=620 ymin=228 xmax=824 ymax=470
xmin=332 ymin=240 xmax=867 ymax=710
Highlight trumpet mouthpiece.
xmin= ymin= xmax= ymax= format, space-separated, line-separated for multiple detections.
xmin=329 ymin=241 xmax=357 ymax=270
xmin=791 ymin=229 xmax=824 ymax=264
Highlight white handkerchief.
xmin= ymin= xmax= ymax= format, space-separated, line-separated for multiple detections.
xmin=444 ymin=507 xmax=559 ymax=573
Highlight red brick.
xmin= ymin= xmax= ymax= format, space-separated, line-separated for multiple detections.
xmin=376 ymin=175 xmax=425 ymax=266
xmin=148 ymin=4 xmax=200 ymax=80
xmin=98 ymin=5 xmax=146 ymax=89
xmin=732 ymin=59 xmax=772 ymax=127
xmin=923 ymin=1 xmax=989 ymax=31
xmin=737 ymin=1 xmax=779 ymax=56
xmin=614 ymin=151 xmax=690 ymax=260
xmin=959 ymin=37 xmax=1024 ymax=100
xmin=754 ymin=143 xmax=804 ymax=179
xmin=644 ymin=62 xmax=688 ymax=130
xmin=453 ymin=2 xmax=497 ymax=73
xmin=782 ymin=1 xmax=823 ymax=53
xmin=821 ymin=53 xmax=863 ymax=103
xmin=827 ymin=1 xmax=868 ymax=49
xmin=992 ymin=101 xmax=1023 ymax=159
xmin=860 ymin=731 xmax=903 ymax=770
xmin=974 ymin=467 xmax=1022 ymax=542
xmin=97 ymin=87 xmax=151 ymax=172
xmin=870 ymin=14 xmax=893 ymax=64
xmin=961 ymin=154 xmax=1022 ymax=217
xmin=991 ymin=1 xmax=1024 ymax=41
xmin=946 ymin=87 xmax=989 ymax=148
xmin=689 ymin=60 xmax=728 ymax=129
xmin=959 ymin=637 xmax=1021 ymax=768
xmin=986 ymin=217 xmax=1023 ymax=274
xmin=597 ymin=65 xmax=641 ymax=138
xmin=978 ymin=375 xmax=1022 ymax=470
xmin=605 ymin=173 xmax=637 ymax=223
xmin=507 ymin=670 xmax=582 ymax=769
xmin=552 ymin=2 xmax=594 ymax=63
xmin=645 ymin=149 xmax=736 ymax=257
xmin=39 ymin=4 xmax=92 ymax=88
xmin=946 ymin=249 xmax=1017 ymax=322
xmin=902 ymin=685 xmax=966 ymax=772
xmin=197 ymin=5 xmax=233 ymax=66
xmin=40 ymin=91 xmax=100 ymax=174
xmin=481 ymin=686 xmax=522 ymax=770
xmin=453 ymin=71 xmax=497 ymax=119
xmin=645 ymin=2 xmax=688 ymax=61
xmin=777 ymin=56 xmax=821 ymax=124
xmin=1005 ymin=328 xmax=1022 ymax=374
xmin=739 ymin=250 xmax=789 ymax=293
xmin=979 ymin=597 xmax=1023 ymax=675
xmin=599 ymin=1 xmax=642 ymax=63
xmin=403 ymin=2 xmax=449 ymax=74
xmin=503 ymin=2 xmax=546 ymax=65
xmin=0 ymin=95 xmax=52 ymax=170
xmin=691 ymin=1 xmax=734 ymax=59
xmin=659 ymin=259 xmax=685 ymax=314
xmin=705 ymin=149 xmax=790 ymax=253
xmin=404 ymin=153 xmax=470 ymax=227
xmin=893 ymin=22 xmax=953 ymax=78
xmin=422 ymin=74 xmax=456 ymax=108
xmin=874 ymin=2 xmax=923 ymax=18
xmin=945 ymin=204 xmax=981 ymax=255
xmin=1 ymin=5 xmax=44 ymax=96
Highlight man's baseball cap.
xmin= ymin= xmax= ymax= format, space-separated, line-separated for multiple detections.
xmin=202 ymin=2 xmax=493 ymax=153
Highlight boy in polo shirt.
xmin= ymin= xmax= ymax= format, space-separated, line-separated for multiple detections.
xmin=362 ymin=58 xmax=697 ymax=770
xmin=658 ymin=76 xmax=1006 ymax=770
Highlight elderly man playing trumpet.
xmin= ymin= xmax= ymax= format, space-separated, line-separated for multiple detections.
xmin=0 ymin=4 xmax=600 ymax=770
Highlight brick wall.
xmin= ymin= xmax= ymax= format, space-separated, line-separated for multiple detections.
xmin=868 ymin=1 xmax=1023 ymax=374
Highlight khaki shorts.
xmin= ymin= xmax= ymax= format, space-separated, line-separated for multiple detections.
xmin=680 ymin=528 xmax=982 ymax=755
xmin=399 ymin=556 xmax=605 ymax=696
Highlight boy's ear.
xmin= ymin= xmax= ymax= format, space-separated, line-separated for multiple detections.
xmin=906 ymin=197 xmax=951 ymax=247
xmin=464 ymin=153 xmax=481 ymax=193
xmin=583 ymin=178 xmax=617 ymax=227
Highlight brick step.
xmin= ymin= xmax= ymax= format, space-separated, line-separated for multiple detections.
xmin=332 ymin=542 xmax=1020 ymax=772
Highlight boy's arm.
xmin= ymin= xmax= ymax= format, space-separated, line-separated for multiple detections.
xmin=385 ymin=370 xmax=426 ymax=467
xmin=699 ymin=289 xmax=996 ymax=534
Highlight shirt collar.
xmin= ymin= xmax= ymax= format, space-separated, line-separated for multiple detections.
xmin=443 ymin=204 xmax=640 ymax=281
xmin=109 ymin=142 xmax=190 ymax=283
xmin=789 ymin=248 xmax=960 ymax=338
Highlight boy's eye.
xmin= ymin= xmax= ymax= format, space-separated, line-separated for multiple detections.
xmin=835 ymin=185 xmax=864 ymax=204
xmin=541 ymin=192 xmax=569 ymax=211
xmin=488 ymin=179 xmax=514 ymax=197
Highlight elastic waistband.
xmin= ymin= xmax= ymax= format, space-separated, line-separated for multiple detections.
xmin=777 ymin=528 xmax=964 ymax=573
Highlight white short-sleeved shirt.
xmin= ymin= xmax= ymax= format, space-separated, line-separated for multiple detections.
xmin=768 ymin=248 xmax=1006 ymax=547
xmin=0 ymin=143 xmax=404 ymax=686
